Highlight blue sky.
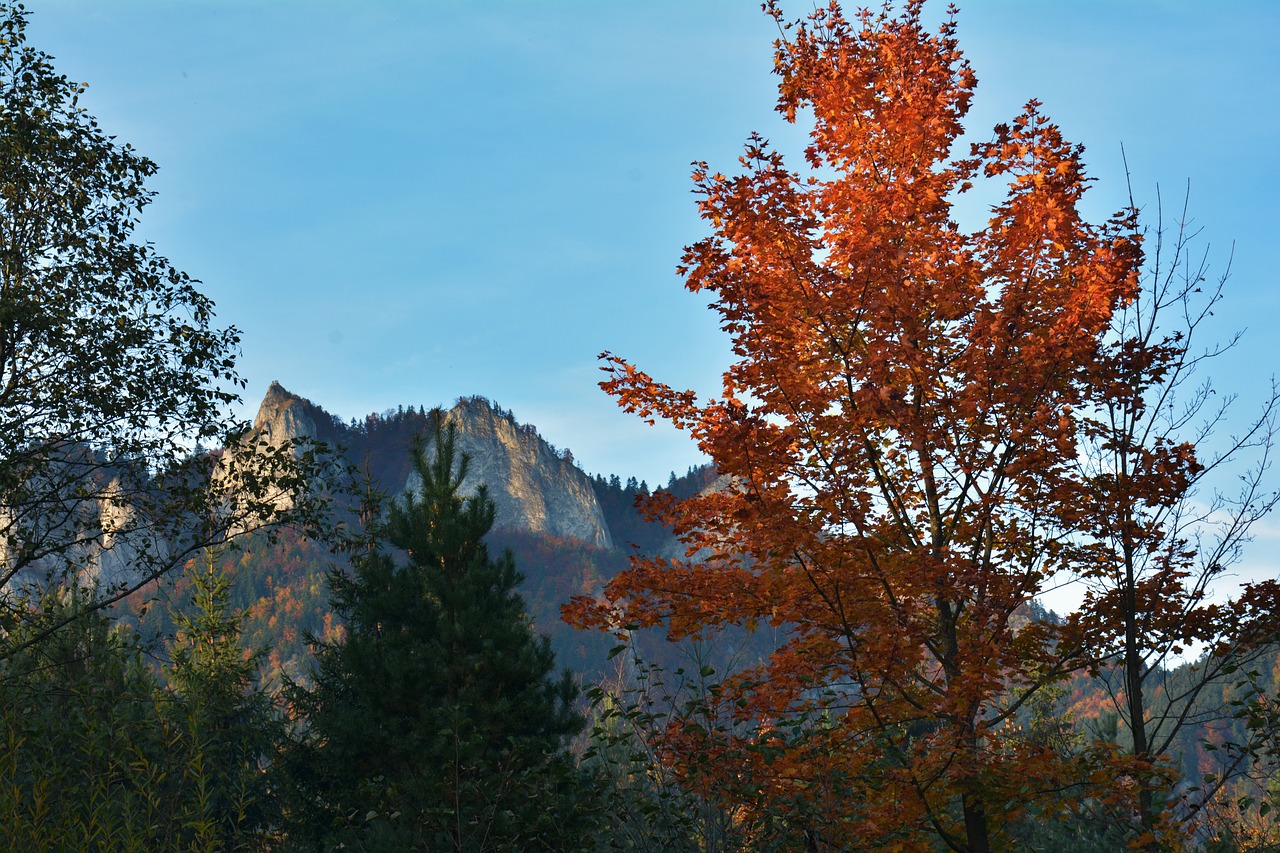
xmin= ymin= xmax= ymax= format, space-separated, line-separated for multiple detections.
xmin=26 ymin=1 xmax=1280 ymax=489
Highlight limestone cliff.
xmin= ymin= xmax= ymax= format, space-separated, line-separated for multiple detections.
xmin=654 ymin=472 xmax=737 ymax=561
xmin=213 ymin=382 xmax=335 ymax=526
xmin=1 ymin=464 xmax=170 ymax=594
xmin=243 ymin=384 xmax=613 ymax=549
xmin=251 ymin=381 xmax=338 ymax=445
xmin=409 ymin=397 xmax=614 ymax=549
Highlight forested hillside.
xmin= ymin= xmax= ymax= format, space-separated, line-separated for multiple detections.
xmin=119 ymin=402 xmax=722 ymax=688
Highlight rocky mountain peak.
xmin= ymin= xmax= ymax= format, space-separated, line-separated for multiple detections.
xmin=244 ymin=385 xmax=614 ymax=549
xmin=411 ymin=396 xmax=613 ymax=549
xmin=252 ymin=381 xmax=333 ymax=445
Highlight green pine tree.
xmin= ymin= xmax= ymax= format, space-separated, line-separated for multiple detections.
xmin=286 ymin=422 xmax=597 ymax=851
xmin=163 ymin=544 xmax=283 ymax=850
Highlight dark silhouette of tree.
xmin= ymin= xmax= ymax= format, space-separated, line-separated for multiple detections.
xmin=287 ymin=424 xmax=596 ymax=851
xmin=0 ymin=1 xmax=326 ymax=662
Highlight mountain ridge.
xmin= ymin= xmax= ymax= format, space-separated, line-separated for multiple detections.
xmin=250 ymin=382 xmax=641 ymax=550
xmin=113 ymin=383 xmax=721 ymax=685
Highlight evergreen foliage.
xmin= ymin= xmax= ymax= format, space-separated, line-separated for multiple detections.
xmin=0 ymin=580 xmax=279 ymax=851
xmin=163 ymin=545 xmax=284 ymax=849
xmin=590 ymin=464 xmax=716 ymax=555
xmin=0 ymin=587 xmax=170 ymax=850
xmin=286 ymin=424 xmax=598 ymax=851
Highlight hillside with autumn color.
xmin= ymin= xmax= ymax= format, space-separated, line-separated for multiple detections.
xmin=114 ymin=396 xmax=726 ymax=685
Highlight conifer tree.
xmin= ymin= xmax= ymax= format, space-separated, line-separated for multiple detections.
xmin=163 ymin=545 xmax=282 ymax=849
xmin=288 ymin=423 xmax=595 ymax=851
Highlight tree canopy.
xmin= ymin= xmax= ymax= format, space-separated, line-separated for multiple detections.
xmin=0 ymin=1 xmax=324 ymax=653
xmin=567 ymin=1 xmax=1279 ymax=849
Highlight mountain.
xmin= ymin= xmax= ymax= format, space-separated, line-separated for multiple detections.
xmin=21 ymin=383 xmax=752 ymax=686
xmin=250 ymin=383 xmax=612 ymax=549
xmin=409 ymin=397 xmax=613 ymax=549
xmin=113 ymin=382 xmax=719 ymax=684
xmin=111 ymin=384 xmax=1280 ymax=814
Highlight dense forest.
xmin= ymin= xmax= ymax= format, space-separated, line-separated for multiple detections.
xmin=1 ymin=0 xmax=1278 ymax=850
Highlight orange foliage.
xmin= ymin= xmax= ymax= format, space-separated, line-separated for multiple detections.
xmin=566 ymin=1 xmax=1145 ymax=848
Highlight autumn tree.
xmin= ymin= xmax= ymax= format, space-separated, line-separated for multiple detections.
xmin=568 ymin=1 xmax=1154 ymax=849
xmin=1071 ymin=186 xmax=1280 ymax=842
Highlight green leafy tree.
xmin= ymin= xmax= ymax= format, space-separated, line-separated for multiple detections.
xmin=0 ymin=0 xmax=324 ymax=659
xmin=287 ymin=424 xmax=597 ymax=851
xmin=0 ymin=4 xmax=337 ymax=844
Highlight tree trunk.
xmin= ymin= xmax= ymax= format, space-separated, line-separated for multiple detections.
xmin=1122 ymin=535 xmax=1157 ymax=847
xmin=963 ymin=795 xmax=990 ymax=853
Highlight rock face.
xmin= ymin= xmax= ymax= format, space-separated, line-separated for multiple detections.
xmin=1 ymin=464 xmax=168 ymax=594
xmin=654 ymin=473 xmax=737 ymax=561
xmin=247 ymin=384 xmax=613 ymax=550
xmin=252 ymin=381 xmax=334 ymax=445
xmin=410 ymin=397 xmax=614 ymax=550
xmin=92 ymin=477 xmax=144 ymax=589
xmin=214 ymin=382 xmax=335 ymax=527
